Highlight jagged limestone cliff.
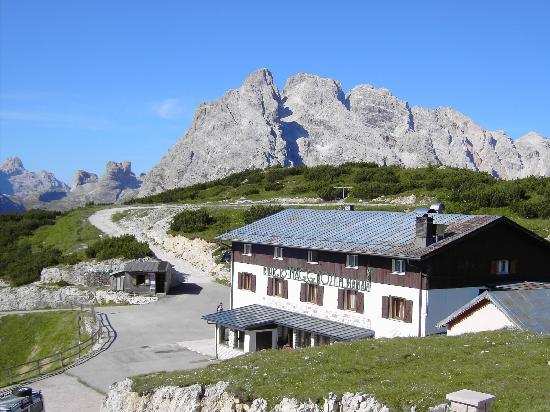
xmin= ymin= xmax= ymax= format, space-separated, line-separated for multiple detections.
xmin=139 ymin=69 xmax=550 ymax=196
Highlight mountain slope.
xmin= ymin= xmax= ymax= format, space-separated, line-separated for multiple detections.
xmin=0 ymin=157 xmax=70 ymax=208
xmin=139 ymin=69 xmax=549 ymax=196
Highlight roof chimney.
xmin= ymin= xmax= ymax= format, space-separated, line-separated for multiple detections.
xmin=415 ymin=214 xmax=436 ymax=247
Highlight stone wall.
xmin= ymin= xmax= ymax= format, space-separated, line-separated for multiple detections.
xmin=101 ymin=379 xmax=448 ymax=412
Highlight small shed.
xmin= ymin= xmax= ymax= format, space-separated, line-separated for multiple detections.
xmin=110 ymin=260 xmax=174 ymax=295
xmin=437 ymin=282 xmax=550 ymax=336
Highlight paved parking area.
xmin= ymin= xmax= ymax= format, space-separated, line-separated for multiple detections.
xmin=34 ymin=281 xmax=229 ymax=411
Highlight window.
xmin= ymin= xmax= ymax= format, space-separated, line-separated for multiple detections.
xmin=135 ymin=274 xmax=145 ymax=285
xmin=343 ymin=289 xmax=357 ymax=311
xmin=497 ymin=259 xmax=509 ymax=275
xmin=274 ymin=246 xmax=283 ymax=260
xmin=306 ymin=284 xmax=318 ymax=304
xmin=346 ymin=254 xmax=358 ymax=268
xmin=389 ymin=297 xmax=406 ymax=321
xmin=238 ymin=272 xmax=255 ymax=291
xmin=392 ymin=259 xmax=406 ymax=274
xmin=243 ymin=243 xmax=252 ymax=256
xmin=338 ymin=289 xmax=364 ymax=313
xmin=219 ymin=327 xmax=230 ymax=345
xmin=307 ymin=250 xmax=318 ymax=264
xmin=296 ymin=330 xmax=311 ymax=348
xmin=274 ymin=278 xmax=285 ymax=297
xmin=382 ymin=296 xmax=412 ymax=322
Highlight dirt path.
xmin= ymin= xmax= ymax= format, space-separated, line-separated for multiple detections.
xmin=89 ymin=206 xmax=214 ymax=284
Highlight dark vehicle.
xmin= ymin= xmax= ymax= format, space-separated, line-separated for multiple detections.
xmin=0 ymin=387 xmax=44 ymax=412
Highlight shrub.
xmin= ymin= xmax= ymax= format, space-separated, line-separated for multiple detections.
xmin=264 ymin=181 xmax=284 ymax=192
xmin=86 ymin=235 xmax=153 ymax=260
xmin=242 ymin=205 xmax=284 ymax=224
xmin=236 ymin=185 xmax=260 ymax=197
xmin=170 ymin=209 xmax=216 ymax=233
xmin=316 ymin=186 xmax=341 ymax=201
xmin=304 ymin=165 xmax=341 ymax=182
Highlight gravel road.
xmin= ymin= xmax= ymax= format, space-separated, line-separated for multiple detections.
xmin=32 ymin=205 xmax=230 ymax=411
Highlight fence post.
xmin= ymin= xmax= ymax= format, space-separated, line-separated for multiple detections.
xmin=59 ymin=351 xmax=64 ymax=368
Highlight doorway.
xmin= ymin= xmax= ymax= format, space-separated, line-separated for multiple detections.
xmin=116 ymin=275 xmax=124 ymax=291
xmin=155 ymin=273 xmax=165 ymax=293
xmin=256 ymin=331 xmax=273 ymax=351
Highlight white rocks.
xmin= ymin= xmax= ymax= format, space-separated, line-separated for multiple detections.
xmin=95 ymin=290 xmax=158 ymax=306
xmin=102 ymin=380 xmax=449 ymax=412
xmin=138 ymin=69 xmax=549 ymax=197
xmin=40 ymin=258 xmax=127 ymax=287
xmin=109 ymin=207 xmax=230 ymax=283
xmin=0 ymin=284 xmax=94 ymax=311
xmin=340 ymin=393 xmax=389 ymax=412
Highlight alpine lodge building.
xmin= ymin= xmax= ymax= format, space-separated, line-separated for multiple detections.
xmin=203 ymin=207 xmax=550 ymax=359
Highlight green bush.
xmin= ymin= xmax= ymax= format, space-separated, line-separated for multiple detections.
xmin=170 ymin=209 xmax=216 ymax=233
xmin=264 ymin=181 xmax=284 ymax=192
xmin=316 ymin=185 xmax=342 ymax=201
xmin=242 ymin=205 xmax=284 ymax=224
xmin=0 ymin=210 xmax=64 ymax=286
xmin=86 ymin=235 xmax=153 ymax=260
xmin=236 ymin=185 xmax=260 ymax=196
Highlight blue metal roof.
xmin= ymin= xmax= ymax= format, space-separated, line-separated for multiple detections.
xmin=217 ymin=208 xmax=500 ymax=259
xmin=203 ymin=304 xmax=374 ymax=341
xmin=437 ymin=286 xmax=550 ymax=335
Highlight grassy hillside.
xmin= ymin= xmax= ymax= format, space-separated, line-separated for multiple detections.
xmin=28 ymin=206 xmax=103 ymax=256
xmin=0 ymin=310 xmax=88 ymax=384
xmin=0 ymin=206 xmax=152 ymax=286
xmin=129 ymin=163 xmax=550 ymax=238
xmin=132 ymin=330 xmax=550 ymax=411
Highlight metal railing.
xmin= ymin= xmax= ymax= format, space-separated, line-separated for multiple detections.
xmin=0 ymin=305 xmax=102 ymax=388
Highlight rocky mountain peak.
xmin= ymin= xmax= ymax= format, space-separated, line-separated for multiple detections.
xmin=72 ymin=170 xmax=99 ymax=189
xmin=0 ymin=156 xmax=25 ymax=176
xmin=131 ymin=68 xmax=549 ymax=195
xmin=518 ymin=131 xmax=547 ymax=144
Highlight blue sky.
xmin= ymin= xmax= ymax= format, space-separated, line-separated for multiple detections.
xmin=1 ymin=1 xmax=549 ymax=182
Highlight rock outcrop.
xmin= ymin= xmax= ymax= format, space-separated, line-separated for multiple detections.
xmin=139 ymin=69 xmax=550 ymax=196
xmin=0 ymin=158 xmax=143 ymax=212
xmin=0 ymin=157 xmax=70 ymax=208
xmin=101 ymin=379 xmax=448 ymax=412
xmin=48 ymin=160 xmax=142 ymax=210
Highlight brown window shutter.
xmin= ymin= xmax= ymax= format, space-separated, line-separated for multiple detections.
xmin=490 ymin=260 xmax=498 ymax=274
xmin=338 ymin=289 xmax=345 ymax=309
xmin=300 ymin=283 xmax=307 ymax=302
xmin=356 ymin=292 xmax=364 ymax=314
xmin=251 ymin=274 xmax=256 ymax=292
xmin=283 ymin=280 xmax=289 ymax=299
xmin=337 ymin=289 xmax=344 ymax=309
xmin=404 ymin=300 xmax=413 ymax=323
xmin=267 ymin=278 xmax=273 ymax=296
xmin=237 ymin=272 xmax=243 ymax=289
xmin=381 ymin=296 xmax=389 ymax=318
xmin=510 ymin=259 xmax=518 ymax=274
xmin=317 ymin=286 xmax=324 ymax=306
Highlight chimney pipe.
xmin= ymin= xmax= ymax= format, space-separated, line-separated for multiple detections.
xmin=415 ymin=214 xmax=436 ymax=247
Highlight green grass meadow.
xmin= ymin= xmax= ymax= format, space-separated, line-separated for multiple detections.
xmin=133 ymin=331 xmax=550 ymax=411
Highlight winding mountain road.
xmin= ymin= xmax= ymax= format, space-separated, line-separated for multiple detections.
xmin=33 ymin=206 xmax=229 ymax=411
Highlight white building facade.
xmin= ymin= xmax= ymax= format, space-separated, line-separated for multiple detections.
xmin=203 ymin=208 xmax=550 ymax=358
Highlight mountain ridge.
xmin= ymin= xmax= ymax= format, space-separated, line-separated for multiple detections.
xmin=138 ymin=69 xmax=549 ymax=196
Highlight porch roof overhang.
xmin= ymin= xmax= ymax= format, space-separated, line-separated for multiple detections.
xmin=202 ymin=304 xmax=374 ymax=341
